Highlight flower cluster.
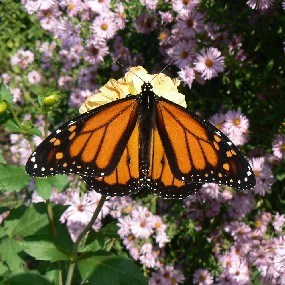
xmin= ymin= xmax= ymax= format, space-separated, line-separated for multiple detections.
xmin=209 ymin=110 xmax=249 ymax=146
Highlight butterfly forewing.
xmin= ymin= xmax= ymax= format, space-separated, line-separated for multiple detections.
xmin=155 ymin=97 xmax=256 ymax=191
xmin=25 ymin=96 xmax=139 ymax=178
xmin=82 ymin=122 xmax=142 ymax=196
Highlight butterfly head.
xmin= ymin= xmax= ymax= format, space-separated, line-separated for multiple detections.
xmin=141 ymin=82 xmax=153 ymax=92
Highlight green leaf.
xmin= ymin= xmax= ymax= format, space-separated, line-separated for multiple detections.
xmin=0 ymin=238 xmax=25 ymax=272
xmin=81 ymin=230 xmax=105 ymax=253
xmin=77 ymin=252 xmax=147 ymax=285
xmin=4 ymin=204 xmax=49 ymax=238
xmin=0 ymin=150 xmax=7 ymax=164
xmin=35 ymin=175 xmax=69 ymax=199
xmin=0 ymin=82 xmax=13 ymax=104
xmin=3 ymin=272 xmax=52 ymax=285
xmin=44 ymin=269 xmax=61 ymax=285
xmin=0 ymin=165 xmax=30 ymax=192
xmin=26 ymin=126 xmax=42 ymax=137
xmin=0 ymin=262 xmax=10 ymax=280
xmin=34 ymin=178 xmax=52 ymax=199
xmin=49 ymin=175 xmax=69 ymax=191
xmin=2 ymin=118 xmax=21 ymax=133
xmin=20 ymin=235 xmax=70 ymax=262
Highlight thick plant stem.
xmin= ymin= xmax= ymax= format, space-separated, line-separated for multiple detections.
xmin=65 ymin=195 xmax=107 ymax=285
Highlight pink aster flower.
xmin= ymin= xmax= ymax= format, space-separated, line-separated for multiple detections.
xmin=209 ymin=112 xmax=225 ymax=131
xmin=140 ymin=0 xmax=157 ymax=10
xmin=150 ymin=265 xmax=185 ymax=285
xmin=117 ymin=215 xmax=132 ymax=238
xmin=222 ymin=110 xmax=249 ymax=146
xmin=91 ymin=13 xmax=117 ymax=40
xmin=85 ymin=42 xmax=109 ymax=64
xmin=56 ymin=18 xmax=81 ymax=47
xmin=249 ymin=157 xmax=274 ymax=196
xmin=130 ymin=213 xmax=154 ymax=239
xmin=193 ymin=269 xmax=214 ymax=285
xmin=176 ymin=9 xmax=205 ymax=38
xmin=64 ymin=0 xmax=84 ymax=16
xmin=1 ymin=73 xmax=11 ymax=84
xmin=87 ymin=0 xmax=110 ymax=14
xmin=24 ymin=0 xmax=55 ymax=14
xmin=178 ymin=66 xmax=195 ymax=88
xmin=246 ymin=0 xmax=275 ymax=10
xmin=227 ymin=259 xmax=250 ymax=284
xmin=273 ymin=213 xmax=285 ymax=233
xmin=159 ymin=11 xmax=173 ymax=23
xmin=168 ymin=40 xmax=196 ymax=69
xmin=68 ymin=89 xmax=92 ymax=108
xmin=172 ymin=0 xmax=200 ymax=12
xmin=11 ymin=49 xmax=34 ymax=69
xmin=60 ymin=191 xmax=97 ymax=225
xmin=194 ymin=47 xmax=225 ymax=80
xmin=135 ymin=10 xmax=157 ymax=34
xmin=27 ymin=70 xmax=42 ymax=84
xmin=272 ymin=134 xmax=285 ymax=160
xmin=115 ymin=2 xmax=126 ymax=30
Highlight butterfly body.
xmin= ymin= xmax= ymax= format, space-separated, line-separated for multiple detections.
xmin=26 ymin=80 xmax=255 ymax=198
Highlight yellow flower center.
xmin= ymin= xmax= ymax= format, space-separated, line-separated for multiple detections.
xmin=256 ymin=219 xmax=262 ymax=228
xmin=199 ymin=275 xmax=206 ymax=281
xmin=101 ymin=23 xmax=108 ymax=31
xmin=159 ymin=32 xmax=167 ymax=41
xmin=234 ymin=118 xmax=240 ymax=126
xmin=187 ymin=19 xmax=194 ymax=27
xmin=183 ymin=0 xmax=190 ymax=4
xmin=281 ymin=143 xmax=285 ymax=152
xmin=205 ymin=58 xmax=213 ymax=68
xmin=181 ymin=51 xmax=188 ymax=59
xmin=254 ymin=170 xmax=260 ymax=177
xmin=68 ymin=3 xmax=74 ymax=10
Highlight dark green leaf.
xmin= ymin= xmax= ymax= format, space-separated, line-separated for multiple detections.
xmin=0 ymin=165 xmax=30 ymax=192
xmin=2 ymin=118 xmax=21 ymax=133
xmin=21 ymin=235 xmax=70 ymax=262
xmin=0 ymin=262 xmax=10 ymax=279
xmin=3 ymin=272 xmax=52 ymax=285
xmin=4 ymin=204 xmax=49 ymax=238
xmin=0 ymin=82 xmax=13 ymax=104
xmin=81 ymin=230 xmax=105 ymax=253
xmin=77 ymin=252 xmax=147 ymax=285
xmin=0 ymin=238 xmax=25 ymax=272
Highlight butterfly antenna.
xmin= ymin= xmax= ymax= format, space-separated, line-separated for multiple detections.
xmin=150 ymin=58 xmax=176 ymax=83
xmin=114 ymin=60 xmax=146 ymax=83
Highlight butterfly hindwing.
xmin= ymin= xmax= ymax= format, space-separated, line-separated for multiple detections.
xmin=155 ymin=97 xmax=255 ymax=191
xmin=25 ymin=96 xmax=138 ymax=177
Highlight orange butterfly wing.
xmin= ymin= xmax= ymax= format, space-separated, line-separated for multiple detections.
xmin=84 ymin=121 xmax=202 ymax=198
xmin=155 ymin=97 xmax=255 ymax=191
xmin=147 ymin=123 xmax=202 ymax=199
xmin=82 ymin=122 xmax=141 ymax=196
xmin=25 ymin=97 xmax=138 ymax=178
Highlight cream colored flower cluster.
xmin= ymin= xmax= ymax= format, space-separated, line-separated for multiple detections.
xmin=79 ymin=66 xmax=186 ymax=114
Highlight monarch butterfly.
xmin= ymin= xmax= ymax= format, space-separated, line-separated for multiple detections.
xmin=25 ymin=68 xmax=255 ymax=199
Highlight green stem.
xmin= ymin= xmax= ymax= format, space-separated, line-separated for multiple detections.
xmin=7 ymin=102 xmax=24 ymax=132
xmin=46 ymin=200 xmax=57 ymax=237
xmin=65 ymin=195 xmax=107 ymax=285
